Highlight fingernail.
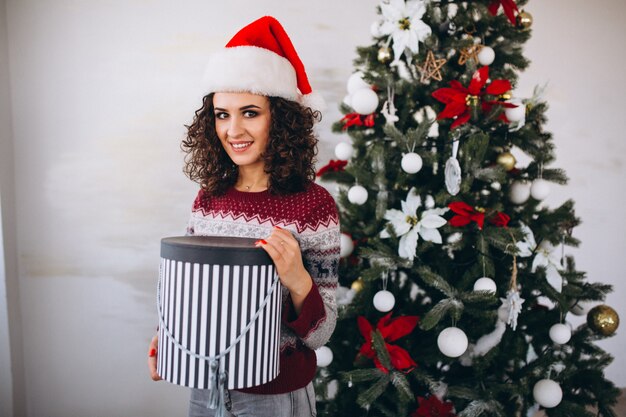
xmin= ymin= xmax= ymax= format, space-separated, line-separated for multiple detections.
xmin=274 ymin=226 xmax=282 ymax=230
xmin=255 ymin=239 xmax=268 ymax=246
xmin=149 ymin=348 xmax=156 ymax=357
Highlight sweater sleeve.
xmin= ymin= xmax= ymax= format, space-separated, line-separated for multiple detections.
xmin=282 ymin=188 xmax=340 ymax=350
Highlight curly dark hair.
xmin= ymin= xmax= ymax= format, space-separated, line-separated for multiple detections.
xmin=181 ymin=93 xmax=321 ymax=196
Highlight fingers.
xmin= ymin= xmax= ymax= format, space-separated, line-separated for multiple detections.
xmin=255 ymin=227 xmax=299 ymax=260
xmin=147 ymin=334 xmax=162 ymax=381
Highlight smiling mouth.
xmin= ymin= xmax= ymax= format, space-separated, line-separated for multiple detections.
xmin=230 ymin=142 xmax=253 ymax=151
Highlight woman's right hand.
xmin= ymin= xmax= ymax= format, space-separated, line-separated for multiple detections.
xmin=147 ymin=334 xmax=161 ymax=381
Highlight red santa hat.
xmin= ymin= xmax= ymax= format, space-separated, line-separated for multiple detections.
xmin=202 ymin=16 xmax=325 ymax=112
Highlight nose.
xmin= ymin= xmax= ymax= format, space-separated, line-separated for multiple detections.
xmin=226 ymin=116 xmax=245 ymax=139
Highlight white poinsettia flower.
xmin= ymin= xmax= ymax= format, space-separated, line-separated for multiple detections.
xmin=380 ymin=187 xmax=447 ymax=261
xmin=517 ymin=223 xmax=563 ymax=292
xmin=378 ymin=0 xmax=432 ymax=65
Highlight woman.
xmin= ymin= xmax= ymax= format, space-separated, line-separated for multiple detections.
xmin=147 ymin=16 xmax=339 ymax=417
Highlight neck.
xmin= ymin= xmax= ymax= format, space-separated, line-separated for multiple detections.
xmin=235 ymin=165 xmax=269 ymax=192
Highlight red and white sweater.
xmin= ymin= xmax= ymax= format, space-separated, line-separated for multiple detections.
xmin=186 ymin=182 xmax=340 ymax=394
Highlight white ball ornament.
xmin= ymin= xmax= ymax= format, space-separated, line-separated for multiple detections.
xmin=401 ymin=153 xmax=423 ymax=174
xmin=348 ymin=185 xmax=368 ymax=205
xmin=530 ymin=179 xmax=550 ymax=200
xmin=437 ymin=327 xmax=469 ymax=358
xmin=347 ymin=72 xmax=370 ymax=94
xmin=373 ymin=290 xmax=396 ymax=312
xmin=549 ymin=323 xmax=572 ymax=345
xmin=505 ymin=100 xmax=526 ymax=122
xmin=339 ymin=233 xmax=354 ymax=258
xmin=335 ymin=142 xmax=354 ymax=161
xmin=477 ymin=46 xmax=495 ymax=66
xmin=351 ymin=88 xmax=379 ymax=115
xmin=569 ymin=300 xmax=594 ymax=316
xmin=533 ymin=379 xmax=563 ymax=408
xmin=473 ymin=277 xmax=497 ymax=294
xmin=315 ymin=346 xmax=334 ymax=367
xmin=509 ymin=181 xmax=531 ymax=205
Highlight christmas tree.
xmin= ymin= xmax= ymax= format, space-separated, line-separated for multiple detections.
xmin=315 ymin=1 xmax=621 ymax=416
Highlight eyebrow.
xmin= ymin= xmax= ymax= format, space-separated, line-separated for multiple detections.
xmin=214 ymin=105 xmax=263 ymax=112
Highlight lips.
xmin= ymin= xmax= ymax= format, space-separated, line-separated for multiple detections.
xmin=230 ymin=141 xmax=253 ymax=152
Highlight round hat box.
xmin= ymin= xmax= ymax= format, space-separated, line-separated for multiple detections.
xmin=156 ymin=236 xmax=282 ymax=390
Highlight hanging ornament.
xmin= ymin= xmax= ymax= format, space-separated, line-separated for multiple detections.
xmin=347 ymin=72 xmax=370 ymax=94
xmin=339 ymin=233 xmax=354 ymax=258
xmin=401 ymin=153 xmax=423 ymax=174
xmin=504 ymin=100 xmax=526 ymax=122
xmin=516 ymin=10 xmax=533 ymax=30
xmin=445 ymin=139 xmax=462 ymax=195
xmin=334 ymin=142 xmax=354 ymax=161
xmin=496 ymin=151 xmax=516 ymax=171
xmin=473 ymin=277 xmax=497 ymax=294
xmin=351 ymin=278 xmax=364 ymax=292
xmin=501 ymin=289 xmax=525 ymax=331
xmin=417 ymin=50 xmax=447 ymax=83
xmin=533 ymin=379 xmax=563 ymax=408
xmin=477 ymin=46 xmax=495 ymax=66
xmin=381 ymin=85 xmax=399 ymax=126
xmin=373 ymin=290 xmax=396 ymax=312
xmin=569 ymin=299 xmax=594 ymax=316
xmin=351 ymin=88 xmax=379 ymax=115
xmin=458 ymin=43 xmax=482 ymax=65
xmin=531 ymin=179 xmax=551 ymax=200
xmin=587 ymin=305 xmax=620 ymax=336
xmin=377 ymin=46 xmax=392 ymax=64
xmin=549 ymin=323 xmax=572 ymax=344
xmin=348 ymin=185 xmax=368 ymax=205
xmin=509 ymin=181 xmax=531 ymax=205
xmin=499 ymin=91 xmax=513 ymax=102
xmin=437 ymin=327 xmax=469 ymax=358
xmin=315 ymin=346 xmax=334 ymax=367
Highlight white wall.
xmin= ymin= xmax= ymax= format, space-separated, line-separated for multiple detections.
xmin=2 ymin=1 xmax=624 ymax=416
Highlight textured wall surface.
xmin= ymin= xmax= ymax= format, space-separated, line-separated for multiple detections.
xmin=3 ymin=1 xmax=624 ymax=416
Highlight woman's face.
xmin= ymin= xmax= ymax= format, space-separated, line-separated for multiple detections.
xmin=213 ymin=92 xmax=271 ymax=170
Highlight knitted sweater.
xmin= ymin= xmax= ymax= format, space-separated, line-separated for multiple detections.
xmin=186 ymin=183 xmax=340 ymax=394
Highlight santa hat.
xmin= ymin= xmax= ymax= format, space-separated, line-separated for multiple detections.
xmin=202 ymin=16 xmax=325 ymax=112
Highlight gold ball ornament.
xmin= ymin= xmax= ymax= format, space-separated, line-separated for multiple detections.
xmin=351 ymin=278 xmax=365 ymax=292
xmin=377 ymin=46 xmax=392 ymax=64
xmin=587 ymin=305 xmax=619 ymax=336
xmin=496 ymin=151 xmax=517 ymax=171
xmin=498 ymin=91 xmax=513 ymax=102
xmin=517 ymin=10 xmax=533 ymax=30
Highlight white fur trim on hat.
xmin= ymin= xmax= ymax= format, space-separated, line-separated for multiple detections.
xmin=202 ymin=46 xmax=299 ymax=102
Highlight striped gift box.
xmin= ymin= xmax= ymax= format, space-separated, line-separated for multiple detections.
xmin=156 ymin=236 xmax=282 ymax=390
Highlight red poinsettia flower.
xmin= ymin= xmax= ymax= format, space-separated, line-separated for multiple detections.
xmin=448 ymin=202 xmax=510 ymax=230
xmin=411 ymin=395 xmax=456 ymax=417
xmin=316 ymin=159 xmax=347 ymax=177
xmin=432 ymin=66 xmax=513 ymax=129
xmin=341 ymin=113 xmax=376 ymax=130
xmin=488 ymin=0 xmax=519 ymax=25
xmin=358 ymin=312 xmax=419 ymax=373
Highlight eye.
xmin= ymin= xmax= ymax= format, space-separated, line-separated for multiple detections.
xmin=243 ymin=110 xmax=258 ymax=118
xmin=214 ymin=112 xmax=228 ymax=120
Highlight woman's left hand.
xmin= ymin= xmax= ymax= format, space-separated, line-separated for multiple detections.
xmin=256 ymin=226 xmax=312 ymax=314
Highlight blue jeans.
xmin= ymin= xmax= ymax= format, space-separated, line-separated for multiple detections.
xmin=188 ymin=383 xmax=317 ymax=417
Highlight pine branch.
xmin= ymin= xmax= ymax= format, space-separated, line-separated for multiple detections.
xmin=417 ymin=265 xmax=457 ymax=297
xmin=421 ymin=298 xmax=464 ymax=331
xmin=356 ymin=373 xmax=391 ymax=408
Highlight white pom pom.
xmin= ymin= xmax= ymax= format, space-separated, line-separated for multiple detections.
xmin=473 ymin=277 xmax=497 ymax=294
xmin=351 ymin=88 xmax=379 ymax=115
xmin=505 ymin=100 xmax=526 ymax=122
xmin=335 ymin=142 xmax=354 ymax=161
xmin=509 ymin=181 xmax=531 ymax=205
xmin=437 ymin=327 xmax=468 ymax=358
xmin=373 ymin=290 xmax=395 ymax=312
xmin=477 ymin=46 xmax=495 ymax=66
xmin=348 ymin=185 xmax=368 ymax=205
xmin=401 ymin=153 xmax=423 ymax=174
xmin=549 ymin=323 xmax=572 ymax=345
xmin=342 ymin=94 xmax=353 ymax=107
xmin=339 ymin=233 xmax=354 ymax=258
xmin=569 ymin=300 xmax=594 ymax=316
xmin=530 ymin=179 xmax=550 ymax=201
xmin=347 ymin=72 xmax=370 ymax=94
xmin=315 ymin=346 xmax=334 ymax=367
xmin=533 ymin=379 xmax=563 ymax=408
